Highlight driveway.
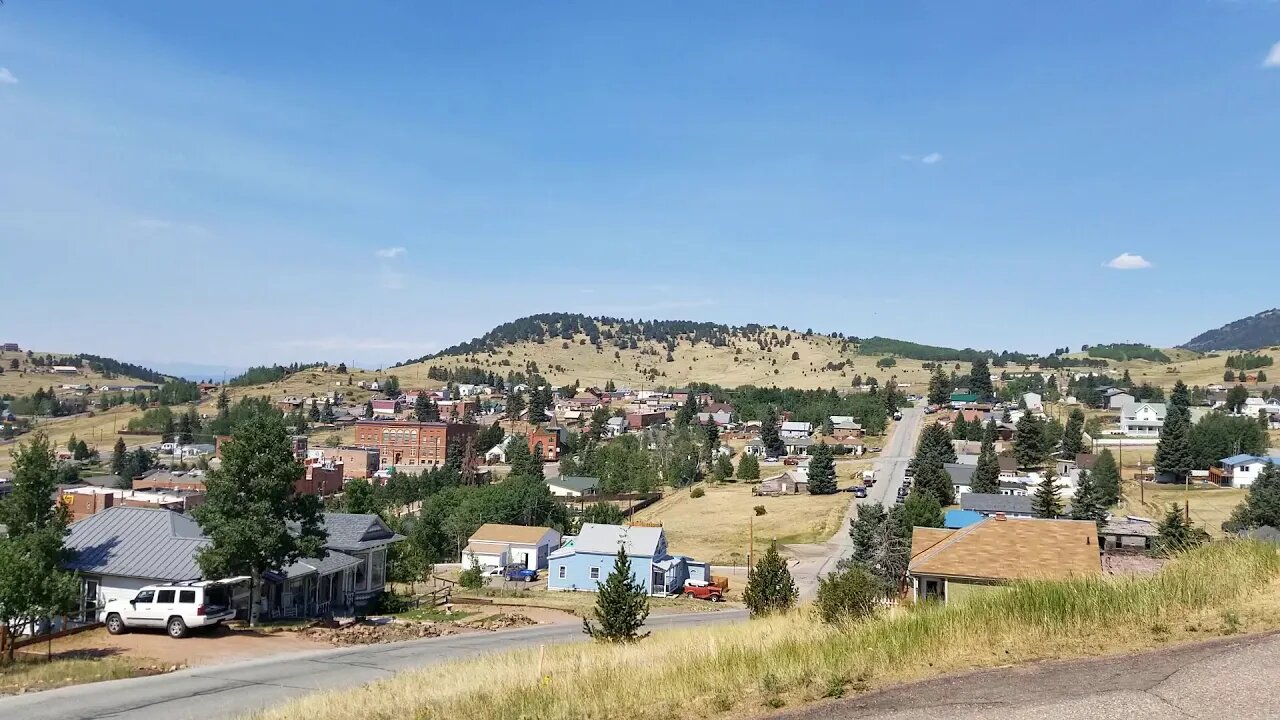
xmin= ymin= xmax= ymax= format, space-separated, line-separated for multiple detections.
xmin=0 ymin=610 xmax=748 ymax=720
xmin=790 ymin=405 xmax=923 ymax=597
xmin=772 ymin=631 xmax=1280 ymax=719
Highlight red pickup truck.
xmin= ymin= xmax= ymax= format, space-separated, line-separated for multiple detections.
xmin=682 ymin=582 xmax=725 ymax=602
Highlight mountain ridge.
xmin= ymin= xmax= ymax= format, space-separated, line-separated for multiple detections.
xmin=1181 ymin=309 xmax=1280 ymax=352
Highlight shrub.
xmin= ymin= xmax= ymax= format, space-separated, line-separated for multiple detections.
xmin=459 ymin=556 xmax=487 ymax=590
xmin=754 ymin=505 xmax=767 ymax=516
xmin=690 ymin=487 xmax=705 ymax=499
xmin=815 ymin=566 xmax=880 ymax=625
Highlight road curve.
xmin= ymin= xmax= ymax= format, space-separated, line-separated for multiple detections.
xmin=0 ymin=610 xmax=747 ymax=720
xmin=771 ymin=631 xmax=1280 ymax=720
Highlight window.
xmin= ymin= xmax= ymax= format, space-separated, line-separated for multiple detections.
xmin=589 ymin=567 xmax=600 ymax=580
xmin=179 ymin=590 xmax=196 ymax=603
xmin=156 ymin=590 xmax=175 ymax=604
xmin=371 ymin=550 xmax=385 ymax=588
xmin=134 ymin=590 xmax=154 ymax=603
xmin=558 ymin=566 xmax=566 ymax=579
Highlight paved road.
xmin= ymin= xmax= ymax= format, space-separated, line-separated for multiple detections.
xmin=792 ymin=405 xmax=923 ymax=597
xmin=773 ymin=631 xmax=1280 ymax=719
xmin=0 ymin=610 xmax=747 ymax=720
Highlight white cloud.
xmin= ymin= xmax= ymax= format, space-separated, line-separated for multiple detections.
xmin=0 ymin=68 xmax=17 ymax=85
xmin=375 ymin=246 xmax=406 ymax=259
xmin=1104 ymin=253 xmax=1153 ymax=270
xmin=900 ymin=153 xmax=942 ymax=165
xmin=1264 ymin=41 xmax=1280 ymax=69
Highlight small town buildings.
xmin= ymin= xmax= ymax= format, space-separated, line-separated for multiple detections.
xmin=547 ymin=476 xmax=600 ymax=497
xmin=959 ymin=492 xmax=1036 ymax=518
xmin=908 ymin=516 xmax=1100 ymax=603
xmin=753 ymin=471 xmax=808 ymax=496
xmin=1210 ymin=455 xmax=1280 ymax=489
xmin=60 ymin=485 xmax=205 ymax=521
xmin=1101 ymin=516 xmax=1158 ymax=551
xmin=626 ymin=411 xmax=667 ymax=430
xmin=779 ymin=421 xmax=812 ymax=439
xmin=370 ymin=399 xmax=400 ymax=417
xmin=744 ymin=438 xmax=768 ymax=457
xmin=784 ymin=436 xmax=813 ymax=455
xmin=308 ymin=446 xmax=380 ymax=479
xmin=1022 ymin=392 xmax=1043 ymax=414
xmin=548 ymin=523 xmax=708 ymax=595
xmin=354 ymin=419 xmax=479 ymax=469
xmin=51 ymin=365 xmax=81 ymax=375
xmin=528 ymin=427 xmax=561 ymax=462
xmin=464 ymin=523 xmax=562 ymax=570
xmin=944 ymin=463 xmax=976 ymax=497
xmin=697 ymin=403 xmax=734 ymax=426
xmin=1119 ymin=401 xmax=1166 ymax=437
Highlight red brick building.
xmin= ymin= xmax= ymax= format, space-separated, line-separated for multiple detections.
xmin=527 ymin=427 xmax=560 ymax=462
xmin=354 ymin=419 xmax=479 ymax=468
xmin=297 ymin=461 xmax=345 ymax=496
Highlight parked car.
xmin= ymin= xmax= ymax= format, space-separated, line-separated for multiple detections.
xmin=868 ymin=446 xmax=883 ymax=453
xmin=682 ymin=581 xmax=724 ymax=602
xmin=504 ymin=566 xmax=539 ymax=583
xmin=853 ymin=486 xmax=867 ymax=498
xmin=104 ymin=579 xmax=241 ymax=639
xmin=783 ymin=457 xmax=799 ymax=466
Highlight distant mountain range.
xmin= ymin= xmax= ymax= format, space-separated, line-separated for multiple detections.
xmin=1181 ymin=309 xmax=1280 ymax=352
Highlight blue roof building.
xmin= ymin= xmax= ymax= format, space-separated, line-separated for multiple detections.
xmin=944 ymin=509 xmax=985 ymax=529
xmin=548 ymin=523 xmax=709 ymax=596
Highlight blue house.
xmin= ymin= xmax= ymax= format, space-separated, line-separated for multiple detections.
xmin=548 ymin=523 xmax=709 ymax=595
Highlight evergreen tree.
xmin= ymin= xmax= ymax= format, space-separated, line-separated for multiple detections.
xmin=111 ymin=436 xmax=129 ymax=477
xmin=506 ymin=433 xmax=544 ymax=479
xmin=806 ymin=442 xmax=837 ymax=494
xmin=321 ymin=399 xmax=336 ymax=423
xmin=1031 ymin=475 xmax=1063 ymax=519
xmin=912 ymin=451 xmax=954 ymax=506
xmin=1061 ymin=407 xmax=1086 ymax=458
xmin=701 ymin=422 xmax=721 ymax=466
xmin=414 ymin=394 xmax=432 ymax=422
xmin=0 ymin=432 xmax=79 ymax=663
xmin=736 ymin=453 xmax=760 ymax=480
xmin=916 ymin=422 xmax=958 ymax=464
xmin=342 ymin=479 xmax=381 ymax=514
xmin=1013 ymin=412 xmax=1047 ymax=469
xmin=177 ymin=411 xmax=195 ymax=444
xmin=951 ymin=414 xmax=970 ymax=442
xmin=1069 ymin=470 xmax=1107 ymax=529
xmin=1154 ymin=504 xmax=1207 ymax=557
xmin=505 ymin=391 xmax=526 ymax=420
xmin=900 ymin=489 xmax=944 ymax=529
xmin=527 ymin=385 xmax=551 ymax=423
xmin=968 ymin=357 xmax=994 ymax=399
xmin=970 ymin=434 xmax=1001 ymax=494
xmin=308 ymin=403 xmax=321 ymax=422
xmin=192 ymin=414 xmax=327 ymax=626
xmin=848 ymin=503 xmax=886 ymax=569
xmin=743 ymin=541 xmax=798 ymax=617
xmin=363 ymin=400 xmax=374 ymax=419
xmin=711 ymin=453 xmax=734 ymax=481
xmin=1170 ymin=380 xmax=1191 ymax=410
xmin=760 ymin=407 xmax=786 ymax=457
xmin=583 ymin=547 xmax=650 ymax=643
xmin=843 ymin=503 xmax=910 ymax=597
xmin=1091 ymin=448 xmax=1122 ymax=507
xmin=982 ymin=417 xmax=998 ymax=444
xmin=927 ymin=366 xmax=951 ymax=406
xmin=674 ymin=393 xmax=698 ymax=428
xmin=1153 ymin=404 xmax=1192 ymax=480
xmin=1224 ymin=463 xmax=1280 ymax=532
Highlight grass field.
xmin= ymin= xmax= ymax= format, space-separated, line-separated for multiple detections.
xmin=0 ymin=405 xmax=159 ymax=473
xmin=632 ymin=481 xmax=854 ymax=564
xmin=0 ymin=350 xmax=158 ymax=398
xmin=251 ymin=540 xmax=1280 ymax=720
xmin=0 ymin=655 xmax=160 ymax=695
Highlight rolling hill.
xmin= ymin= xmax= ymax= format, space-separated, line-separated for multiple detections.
xmin=1182 ymin=309 xmax=1280 ymax=353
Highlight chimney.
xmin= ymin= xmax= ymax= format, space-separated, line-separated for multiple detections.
xmin=994 ymin=512 xmax=1006 ymax=521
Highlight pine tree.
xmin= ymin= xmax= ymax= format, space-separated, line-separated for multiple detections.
xmin=1170 ymin=380 xmax=1191 ymax=410
xmin=1069 ymin=470 xmax=1107 ymax=529
xmin=951 ymin=414 xmax=970 ymax=442
xmin=711 ymin=453 xmax=734 ymax=481
xmin=968 ymin=357 xmax=994 ymax=399
xmin=982 ymin=418 xmax=998 ymax=444
xmin=505 ymin=391 xmax=525 ymax=420
xmin=1154 ymin=504 xmax=1207 ymax=557
xmin=1154 ymin=404 xmax=1192 ymax=480
xmin=760 ymin=407 xmax=785 ymax=457
xmin=192 ymin=414 xmax=327 ymax=626
xmin=806 ymin=442 xmax=837 ymax=494
xmin=1061 ymin=408 xmax=1085 ymax=458
xmin=506 ymin=433 xmax=544 ymax=479
xmin=414 ymin=394 xmax=432 ymax=422
xmin=1031 ymin=474 xmax=1063 ymax=519
xmin=1224 ymin=463 xmax=1280 ymax=532
xmin=583 ymin=547 xmax=650 ymax=642
xmin=363 ymin=400 xmax=374 ymax=419
xmin=927 ymin=366 xmax=951 ymax=406
xmin=912 ymin=451 xmax=955 ymax=506
xmin=111 ymin=436 xmax=129 ymax=478
xmin=1091 ymin=448 xmax=1122 ymax=507
xmin=970 ymin=434 xmax=1001 ymax=494
xmin=736 ymin=453 xmax=760 ymax=480
xmin=900 ymin=489 xmax=944 ymax=529
xmin=1013 ymin=412 xmax=1046 ymax=469
xmin=848 ymin=503 xmax=886 ymax=569
xmin=674 ymin=393 xmax=698 ymax=428
xmin=743 ymin=541 xmax=798 ymax=617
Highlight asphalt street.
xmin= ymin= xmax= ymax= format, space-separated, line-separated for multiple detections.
xmin=772 ymin=631 xmax=1280 ymax=720
xmin=0 ymin=610 xmax=747 ymax=720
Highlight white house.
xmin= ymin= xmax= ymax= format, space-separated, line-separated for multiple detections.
xmin=1119 ymin=402 xmax=1166 ymax=436
xmin=1104 ymin=389 xmax=1135 ymax=410
xmin=546 ymin=476 xmax=600 ymax=498
xmin=484 ymin=434 xmax=514 ymax=463
xmin=1022 ymin=392 xmax=1044 ymax=414
xmin=464 ymin=523 xmax=562 ymax=570
xmin=779 ymin=421 xmax=812 ymax=439
xmin=1215 ymin=455 xmax=1280 ymax=489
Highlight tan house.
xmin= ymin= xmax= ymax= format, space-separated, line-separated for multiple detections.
xmin=464 ymin=523 xmax=562 ymax=570
xmin=752 ymin=471 xmax=809 ymax=496
xmin=908 ymin=516 xmax=1100 ymax=604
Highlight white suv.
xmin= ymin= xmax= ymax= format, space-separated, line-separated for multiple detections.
xmin=104 ymin=580 xmax=239 ymax=638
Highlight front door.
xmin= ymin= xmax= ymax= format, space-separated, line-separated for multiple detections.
xmin=651 ymin=568 xmax=665 ymax=595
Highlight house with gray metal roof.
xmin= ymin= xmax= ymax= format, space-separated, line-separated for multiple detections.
xmin=546 ymin=476 xmax=601 ymax=497
xmin=547 ymin=523 xmax=709 ymax=595
xmin=960 ymin=493 xmax=1036 ymax=518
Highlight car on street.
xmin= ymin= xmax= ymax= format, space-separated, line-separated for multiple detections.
xmin=104 ymin=579 xmax=242 ymax=639
xmin=852 ymin=486 xmax=867 ymax=498
xmin=682 ymin=581 xmax=725 ymax=602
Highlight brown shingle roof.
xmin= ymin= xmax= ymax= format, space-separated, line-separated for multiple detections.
xmin=909 ymin=517 xmax=1100 ymax=582
xmin=910 ymin=527 xmax=954 ymax=560
xmin=468 ymin=523 xmax=554 ymax=545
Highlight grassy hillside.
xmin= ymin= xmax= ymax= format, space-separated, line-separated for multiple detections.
xmin=254 ymin=541 xmax=1280 ymax=720
xmin=0 ymin=350 xmax=160 ymax=398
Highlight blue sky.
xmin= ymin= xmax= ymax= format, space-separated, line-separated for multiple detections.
xmin=2 ymin=2 xmax=1278 ymax=371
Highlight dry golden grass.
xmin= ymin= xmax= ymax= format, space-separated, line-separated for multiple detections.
xmin=0 ymin=406 xmax=158 ymax=473
xmin=633 ymin=482 xmax=852 ymax=564
xmin=0 ymin=350 xmax=157 ymax=398
xmin=1121 ymin=478 xmax=1246 ymax=537
xmin=250 ymin=541 xmax=1280 ymax=720
xmin=0 ymin=655 xmax=159 ymax=695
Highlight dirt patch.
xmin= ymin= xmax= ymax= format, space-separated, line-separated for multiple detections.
xmin=301 ymin=619 xmax=464 ymax=646
xmin=1103 ymin=553 xmax=1167 ymax=576
xmin=457 ymin=613 xmax=539 ymax=631
xmin=40 ymin=623 xmax=330 ymax=667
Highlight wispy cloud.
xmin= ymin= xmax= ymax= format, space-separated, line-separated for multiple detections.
xmin=900 ymin=152 xmax=943 ymax=165
xmin=0 ymin=68 xmax=18 ymax=85
xmin=375 ymin=246 xmax=406 ymax=259
xmin=1264 ymin=41 xmax=1280 ymax=69
xmin=1104 ymin=252 xmax=1152 ymax=270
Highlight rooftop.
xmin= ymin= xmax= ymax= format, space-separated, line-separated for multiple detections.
xmin=469 ymin=522 xmax=557 ymax=545
xmin=910 ymin=516 xmax=1101 ymax=581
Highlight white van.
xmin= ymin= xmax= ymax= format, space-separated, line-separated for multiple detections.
xmin=103 ymin=578 xmax=244 ymax=638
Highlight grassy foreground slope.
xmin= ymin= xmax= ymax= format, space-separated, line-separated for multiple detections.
xmin=253 ymin=541 xmax=1280 ymax=720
